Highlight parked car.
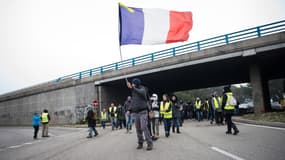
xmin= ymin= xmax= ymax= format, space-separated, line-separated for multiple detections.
xmin=239 ymin=99 xmax=254 ymax=114
xmin=271 ymin=99 xmax=285 ymax=111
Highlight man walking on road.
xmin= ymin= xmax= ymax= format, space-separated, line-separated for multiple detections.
xmin=195 ymin=98 xmax=202 ymax=122
xmin=41 ymin=109 xmax=50 ymax=137
xmin=127 ymin=78 xmax=153 ymax=151
xmin=86 ymin=108 xmax=99 ymax=138
xmin=124 ymin=96 xmax=133 ymax=133
xmin=222 ymin=86 xmax=239 ymax=135
xmin=109 ymin=103 xmax=118 ymax=131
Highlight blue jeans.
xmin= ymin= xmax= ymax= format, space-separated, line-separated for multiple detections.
xmin=88 ymin=127 xmax=97 ymax=137
xmin=110 ymin=117 xmax=117 ymax=130
xmin=163 ymin=118 xmax=172 ymax=134
xmin=208 ymin=109 xmax=215 ymax=122
xmin=196 ymin=110 xmax=202 ymax=121
xmin=125 ymin=114 xmax=132 ymax=131
xmin=101 ymin=120 xmax=106 ymax=129
xmin=172 ymin=117 xmax=180 ymax=130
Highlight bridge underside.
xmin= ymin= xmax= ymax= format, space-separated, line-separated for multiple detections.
xmin=99 ymin=47 xmax=285 ymax=112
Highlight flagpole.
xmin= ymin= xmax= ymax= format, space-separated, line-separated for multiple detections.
xmin=118 ymin=2 xmax=131 ymax=84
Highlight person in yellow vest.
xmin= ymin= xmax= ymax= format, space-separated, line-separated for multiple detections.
xmin=218 ymin=96 xmax=225 ymax=125
xmin=203 ymin=99 xmax=209 ymax=120
xmin=160 ymin=94 xmax=172 ymax=137
xmin=100 ymin=108 xmax=108 ymax=129
xmin=109 ymin=103 xmax=118 ymax=130
xmin=41 ymin=109 xmax=50 ymax=137
xmin=222 ymin=86 xmax=239 ymax=135
xmin=209 ymin=94 xmax=215 ymax=124
xmin=195 ymin=98 xmax=202 ymax=122
xmin=211 ymin=93 xmax=223 ymax=125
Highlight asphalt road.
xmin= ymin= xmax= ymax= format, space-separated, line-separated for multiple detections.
xmin=0 ymin=120 xmax=284 ymax=160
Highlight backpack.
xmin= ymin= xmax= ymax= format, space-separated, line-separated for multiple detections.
xmin=229 ymin=96 xmax=237 ymax=106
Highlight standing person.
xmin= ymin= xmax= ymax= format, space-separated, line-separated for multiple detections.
xmin=222 ymin=86 xmax=239 ymax=135
xmin=195 ymin=98 xmax=202 ymax=122
xmin=41 ymin=109 xmax=50 ymax=137
xmin=86 ymin=108 xmax=98 ymax=138
xmin=160 ymin=94 xmax=173 ymax=137
xmin=127 ymin=78 xmax=153 ymax=151
xmin=32 ymin=112 xmax=40 ymax=139
xmin=171 ymin=95 xmax=181 ymax=134
xmin=124 ymin=96 xmax=133 ymax=133
xmin=109 ymin=103 xmax=118 ymax=130
xmin=208 ymin=95 xmax=215 ymax=124
xmin=219 ymin=96 xmax=225 ymax=125
xmin=204 ymin=99 xmax=209 ymax=119
xmin=100 ymin=108 xmax=108 ymax=129
xmin=179 ymin=100 xmax=184 ymax=127
xmin=212 ymin=93 xmax=223 ymax=125
xmin=117 ymin=105 xmax=124 ymax=129
xmin=150 ymin=94 xmax=160 ymax=139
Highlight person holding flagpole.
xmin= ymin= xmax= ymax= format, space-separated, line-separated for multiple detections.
xmin=127 ymin=78 xmax=153 ymax=151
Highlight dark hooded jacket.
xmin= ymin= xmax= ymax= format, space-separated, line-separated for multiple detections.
xmin=86 ymin=109 xmax=96 ymax=127
xmin=130 ymin=85 xmax=149 ymax=113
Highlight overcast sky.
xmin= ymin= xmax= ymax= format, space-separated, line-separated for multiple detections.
xmin=0 ymin=0 xmax=285 ymax=95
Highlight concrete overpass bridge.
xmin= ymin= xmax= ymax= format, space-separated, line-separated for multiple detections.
xmin=0 ymin=20 xmax=284 ymax=125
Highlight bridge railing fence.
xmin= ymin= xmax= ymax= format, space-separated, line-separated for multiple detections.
xmin=56 ymin=20 xmax=285 ymax=82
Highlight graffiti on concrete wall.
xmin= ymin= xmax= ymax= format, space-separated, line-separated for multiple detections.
xmin=75 ymin=105 xmax=93 ymax=123
xmin=52 ymin=109 xmax=73 ymax=124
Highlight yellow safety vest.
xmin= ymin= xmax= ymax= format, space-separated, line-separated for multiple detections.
xmin=101 ymin=112 xmax=107 ymax=120
xmin=218 ymin=97 xmax=222 ymax=105
xmin=109 ymin=107 xmax=117 ymax=117
xmin=41 ymin=113 xmax=49 ymax=123
xmin=224 ymin=92 xmax=235 ymax=110
xmin=213 ymin=97 xmax=220 ymax=109
xmin=160 ymin=101 xmax=172 ymax=119
xmin=195 ymin=101 xmax=201 ymax=109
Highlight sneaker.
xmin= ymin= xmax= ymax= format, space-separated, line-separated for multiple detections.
xmin=146 ymin=144 xmax=153 ymax=151
xmin=225 ymin=131 xmax=232 ymax=134
xmin=86 ymin=136 xmax=92 ymax=138
xmin=136 ymin=143 xmax=143 ymax=149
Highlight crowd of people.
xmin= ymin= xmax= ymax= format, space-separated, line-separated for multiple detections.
xmin=31 ymin=78 xmax=239 ymax=151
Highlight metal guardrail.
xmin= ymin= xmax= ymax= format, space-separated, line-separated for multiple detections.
xmin=56 ymin=20 xmax=285 ymax=82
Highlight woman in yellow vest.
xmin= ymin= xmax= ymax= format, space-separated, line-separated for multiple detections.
xmin=100 ymin=108 xmax=108 ymax=129
xmin=160 ymin=94 xmax=172 ymax=137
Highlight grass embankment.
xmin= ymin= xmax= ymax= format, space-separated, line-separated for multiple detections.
xmin=243 ymin=112 xmax=285 ymax=123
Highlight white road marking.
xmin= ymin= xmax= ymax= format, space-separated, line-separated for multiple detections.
xmin=211 ymin=147 xmax=245 ymax=160
xmin=236 ymin=122 xmax=285 ymax=131
xmin=23 ymin=142 xmax=33 ymax=145
xmin=8 ymin=145 xmax=23 ymax=149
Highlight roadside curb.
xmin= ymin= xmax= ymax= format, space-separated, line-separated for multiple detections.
xmin=233 ymin=116 xmax=285 ymax=128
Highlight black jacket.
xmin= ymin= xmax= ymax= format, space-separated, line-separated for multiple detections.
xmin=86 ymin=110 xmax=96 ymax=127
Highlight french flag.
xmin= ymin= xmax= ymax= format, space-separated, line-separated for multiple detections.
xmin=119 ymin=6 xmax=193 ymax=45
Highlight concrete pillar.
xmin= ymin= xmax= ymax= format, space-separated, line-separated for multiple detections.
xmin=249 ymin=63 xmax=271 ymax=113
